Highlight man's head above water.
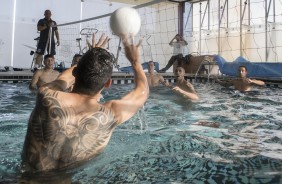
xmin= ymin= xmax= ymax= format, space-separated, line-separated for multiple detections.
xmin=238 ymin=66 xmax=248 ymax=78
xmin=72 ymin=47 xmax=114 ymax=95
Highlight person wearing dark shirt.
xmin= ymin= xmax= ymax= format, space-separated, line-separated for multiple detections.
xmin=34 ymin=10 xmax=60 ymax=70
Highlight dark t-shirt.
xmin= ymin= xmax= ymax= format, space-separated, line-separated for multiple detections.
xmin=37 ymin=18 xmax=58 ymax=43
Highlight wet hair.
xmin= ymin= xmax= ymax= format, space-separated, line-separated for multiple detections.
xmin=238 ymin=65 xmax=248 ymax=72
xmin=175 ymin=66 xmax=185 ymax=73
xmin=73 ymin=54 xmax=82 ymax=58
xmin=44 ymin=54 xmax=54 ymax=60
xmin=74 ymin=48 xmax=114 ymax=95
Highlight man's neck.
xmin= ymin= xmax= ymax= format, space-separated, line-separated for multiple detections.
xmin=176 ymin=77 xmax=185 ymax=83
xmin=72 ymin=87 xmax=102 ymax=102
xmin=44 ymin=68 xmax=53 ymax=72
xmin=148 ymin=70 xmax=155 ymax=75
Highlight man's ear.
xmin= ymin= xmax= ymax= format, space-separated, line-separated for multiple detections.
xmin=72 ymin=67 xmax=77 ymax=77
xmin=105 ymin=79 xmax=112 ymax=88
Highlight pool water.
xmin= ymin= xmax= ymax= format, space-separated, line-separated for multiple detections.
xmin=0 ymin=82 xmax=282 ymax=183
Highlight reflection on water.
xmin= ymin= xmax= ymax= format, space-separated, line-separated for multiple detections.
xmin=0 ymin=82 xmax=282 ymax=183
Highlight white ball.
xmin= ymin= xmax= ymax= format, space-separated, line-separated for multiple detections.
xmin=110 ymin=7 xmax=141 ymax=37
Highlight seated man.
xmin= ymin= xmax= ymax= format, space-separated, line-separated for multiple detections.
xmin=71 ymin=54 xmax=82 ymax=67
xmin=29 ymin=54 xmax=60 ymax=92
xmin=171 ymin=66 xmax=199 ymax=101
xmin=21 ymin=33 xmax=149 ymax=173
xmin=146 ymin=61 xmax=169 ymax=87
xmin=159 ymin=34 xmax=188 ymax=72
xmin=215 ymin=65 xmax=265 ymax=92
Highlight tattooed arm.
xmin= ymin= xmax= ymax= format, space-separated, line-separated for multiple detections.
xmin=105 ymin=36 xmax=149 ymax=125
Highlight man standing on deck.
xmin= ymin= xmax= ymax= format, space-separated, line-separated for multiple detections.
xmin=34 ymin=10 xmax=60 ymax=70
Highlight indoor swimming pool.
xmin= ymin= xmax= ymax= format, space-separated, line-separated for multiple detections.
xmin=0 ymin=81 xmax=281 ymax=183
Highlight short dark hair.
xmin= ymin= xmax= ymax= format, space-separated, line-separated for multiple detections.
xmin=44 ymin=54 xmax=54 ymax=60
xmin=148 ymin=61 xmax=154 ymax=65
xmin=44 ymin=10 xmax=51 ymax=14
xmin=175 ymin=66 xmax=185 ymax=73
xmin=74 ymin=48 xmax=114 ymax=95
xmin=238 ymin=65 xmax=248 ymax=72
xmin=73 ymin=54 xmax=82 ymax=58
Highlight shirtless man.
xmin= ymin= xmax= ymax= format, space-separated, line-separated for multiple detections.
xmin=21 ymin=33 xmax=149 ymax=173
xmin=29 ymin=54 xmax=60 ymax=92
xmin=215 ymin=66 xmax=265 ymax=92
xmin=172 ymin=66 xmax=199 ymax=100
xmin=146 ymin=61 xmax=169 ymax=87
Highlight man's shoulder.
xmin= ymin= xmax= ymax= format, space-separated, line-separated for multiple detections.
xmin=51 ymin=19 xmax=57 ymax=25
xmin=155 ymin=73 xmax=163 ymax=78
xmin=37 ymin=18 xmax=46 ymax=24
xmin=53 ymin=70 xmax=60 ymax=75
xmin=34 ymin=69 xmax=44 ymax=75
xmin=38 ymin=18 xmax=45 ymax=22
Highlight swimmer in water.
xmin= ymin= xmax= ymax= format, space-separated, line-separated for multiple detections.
xmin=146 ymin=61 xmax=170 ymax=87
xmin=215 ymin=66 xmax=265 ymax=92
xmin=21 ymin=33 xmax=149 ymax=173
xmin=29 ymin=54 xmax=60 ymax=92
xmin=170 ymin=66 xmax=199 ymax=101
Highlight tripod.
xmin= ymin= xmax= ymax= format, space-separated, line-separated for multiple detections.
xmin=30 ymin=37 xmax=40 ymax=70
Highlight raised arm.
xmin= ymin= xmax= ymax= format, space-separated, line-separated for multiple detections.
xmin=169 ymin=35 xmax=176 ymax=46
xmin=106 ymin=36 xmax=149 ymax=124
xmin=29 ymin=70 xmax=41 ymax=92
xmin=180 ymin=36 xmax=188 ymax=45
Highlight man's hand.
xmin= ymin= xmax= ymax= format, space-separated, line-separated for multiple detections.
xmin=86 ymin=33 xmax=110 ymax=50
xmin=92 ymin=33 xmax=109 ymax=49
xmin=122 ymin=34 xmax=142 ymax=65
xmin=46 ymin=21 xmax=53 ymax=27
xmin=56 ymin=40 xmax=60 ymax=46
xmin=164 ymin=80 xmax=170 ymax=87
xmin=172 ymin=86 xmax=181 ymax=92
xmin=247 ymin=78 xmax=253 ymax=84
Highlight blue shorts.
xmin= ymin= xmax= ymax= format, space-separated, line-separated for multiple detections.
xmin=36 ymin=42 xmax=56 ymax=55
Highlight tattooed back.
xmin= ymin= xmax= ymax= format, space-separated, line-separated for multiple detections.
xmin=21 ymin=88 xmax=118 ymax=172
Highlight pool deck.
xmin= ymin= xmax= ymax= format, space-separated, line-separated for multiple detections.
xmin=0 ymin=69 xmax=281 ymax=87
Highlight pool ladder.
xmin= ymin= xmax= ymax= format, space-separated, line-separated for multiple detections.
xmin=194 ymin=56 xmax=216 ymax=83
